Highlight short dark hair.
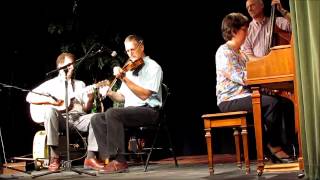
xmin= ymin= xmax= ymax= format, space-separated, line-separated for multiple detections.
xmin=221 ymin=12 xmax=249 ymax=41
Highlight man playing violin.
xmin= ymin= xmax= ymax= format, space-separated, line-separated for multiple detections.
xmin=91 ymin=34 xmax=163 ymax=173
xmin=26 ymin=52 xmax=102 ymax=171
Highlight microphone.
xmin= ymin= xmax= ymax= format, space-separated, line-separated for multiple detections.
xmin=110 ymin=50 xmax=117 ymax=57
xmin=64 ymin=68 xmax=69 ymax=75
xmin=58 ymin=68 xmax=67 ymax=79
xmin=97 ymin=47 xmax=117 ymax=57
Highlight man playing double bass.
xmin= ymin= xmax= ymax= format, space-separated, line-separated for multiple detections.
xmin=241 ymin=0 xmax=296 ymax=164
xmin=242 ymin=0 xmax=291 ymax=60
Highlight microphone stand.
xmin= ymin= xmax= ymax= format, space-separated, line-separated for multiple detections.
xmin=0 ymin=82 xmax=58 ymax=101
xmin=46 ymin=43 xmax=102 ymax=77
xmin=0 ymin=126 xmax=32 ymax=176
xmin=32 ymin=49 xmax=103 ymax=178
xmin=0 ymin=83 xmax=54 ymax=176
xmin=31 ymin=72 xmax=96 ymax=178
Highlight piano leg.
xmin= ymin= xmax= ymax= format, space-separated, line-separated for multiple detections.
xmin=251 ymin=87 xmax=265 ymax=176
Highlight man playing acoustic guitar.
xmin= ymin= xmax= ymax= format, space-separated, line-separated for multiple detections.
xmin=26 ymin=52 xmax=105 ymax=172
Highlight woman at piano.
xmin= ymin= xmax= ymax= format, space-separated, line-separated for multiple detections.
xmin=215 ymin=12 xmax=294 ymax=163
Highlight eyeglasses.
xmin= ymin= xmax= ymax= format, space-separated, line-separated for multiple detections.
xmin=126 ymin=47 xmax=138 ymax=54
xmin=126 ymin=41 xmax=143 ymax=54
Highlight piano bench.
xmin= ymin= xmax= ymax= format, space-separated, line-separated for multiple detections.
xmin=201 ymin=111 xmax=250 ymax=175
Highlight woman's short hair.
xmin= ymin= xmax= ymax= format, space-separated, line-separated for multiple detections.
xmin=221 ymin=12 xmax=249 ymax=41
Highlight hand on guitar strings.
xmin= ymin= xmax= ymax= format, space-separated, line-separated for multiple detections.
xmin=51 ymin=99 xmax=64 ymax=106
xmin=98 ymin=86 xmax=110 ymax=99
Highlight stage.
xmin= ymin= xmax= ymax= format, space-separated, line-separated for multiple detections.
xmin=0 ymin=155 xmax=304 ymax=180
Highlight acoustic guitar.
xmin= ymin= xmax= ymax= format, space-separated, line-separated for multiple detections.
xmin=30 ymin=79 xmax=110 ymax=123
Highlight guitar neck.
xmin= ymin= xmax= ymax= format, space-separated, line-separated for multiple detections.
xmin=70 ymin=79 xmax=110 ymax=99
xmin=29 ymin=79 xmax=111 ymax=123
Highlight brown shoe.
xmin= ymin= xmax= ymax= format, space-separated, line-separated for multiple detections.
xmin=84 ymin=158 xmax=105 ymax=170
xmin=48 ymin=157 xmax=60 ymax=172
xmin=99 ymin=160 xmax=129 ymax=174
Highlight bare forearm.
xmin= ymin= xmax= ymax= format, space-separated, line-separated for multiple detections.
xmin=83 ymin=100 xmax=94 ymax=112
xmin=121 ymin=77 xmax=151 ymax=101
xmin=108 ymin=91 xmax=125 ymax=102
xmin=26 ymin=93 xmax=57 ymax=105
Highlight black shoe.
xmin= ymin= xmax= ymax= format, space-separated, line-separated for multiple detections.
xmin=269 ymin=151 xmax=295 ymax=163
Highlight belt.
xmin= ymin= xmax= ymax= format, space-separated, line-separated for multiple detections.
xmin=143 ymin=104 xmax=160 ymax=110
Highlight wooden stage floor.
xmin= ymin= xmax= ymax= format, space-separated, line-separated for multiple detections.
xmin=0 ymin=154 xmax=304 ymax=180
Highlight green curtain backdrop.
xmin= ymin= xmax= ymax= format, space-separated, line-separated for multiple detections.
xmin=290 ymin=0 xmax=320 ymax=179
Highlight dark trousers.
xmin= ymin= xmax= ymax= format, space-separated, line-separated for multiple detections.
xmin=218 ymin=95 xmax=294 ymax=148
xmin=91 ymin=106 xmax=159 ymax=161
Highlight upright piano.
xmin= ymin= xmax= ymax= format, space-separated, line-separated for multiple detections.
xmin=246 ymin=43 xmax=304 ymax=175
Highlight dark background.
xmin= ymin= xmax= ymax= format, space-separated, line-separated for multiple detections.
xmin=0 ymin=0 xmax=289 ymax=161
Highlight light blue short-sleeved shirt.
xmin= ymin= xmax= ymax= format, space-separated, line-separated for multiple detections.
xmin=118 ymin=56 xmax=163 ymax=108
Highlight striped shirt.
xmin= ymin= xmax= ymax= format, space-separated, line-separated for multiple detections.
xmin=241 ymin=17 xmax=291 ymax=57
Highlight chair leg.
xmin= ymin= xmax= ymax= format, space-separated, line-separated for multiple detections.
xmin=164 ymin=123 xmax=178 ymax=168
xmin=241 ymin=127 xmax=250 ymax=174
xmin=144 ymin=124 xmax=161 ymax=172
xmin=233 ymin=128 xmax=242 ymax=169
xmin=144 ymin=120 xmax=178 ymax=172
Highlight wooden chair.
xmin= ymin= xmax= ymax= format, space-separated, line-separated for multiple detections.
xmin=202 ymin=111 xmax=250 ymax=175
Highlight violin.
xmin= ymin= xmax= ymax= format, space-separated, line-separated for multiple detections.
xmin=108 ymin=58 xmax=144 ymax=91
xmin=122 ymin=58 xmax=144 ymax=72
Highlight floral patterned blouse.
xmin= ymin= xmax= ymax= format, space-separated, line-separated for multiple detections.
xmin=215 ymin=43 xmax=251 ymax=105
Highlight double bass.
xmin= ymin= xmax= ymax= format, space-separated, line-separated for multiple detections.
xmin=268 ymin=4 xmax=291 ymax=48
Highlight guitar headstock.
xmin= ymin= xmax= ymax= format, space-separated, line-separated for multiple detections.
xmin=95 ymin=79 xmax=111 ymax=88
